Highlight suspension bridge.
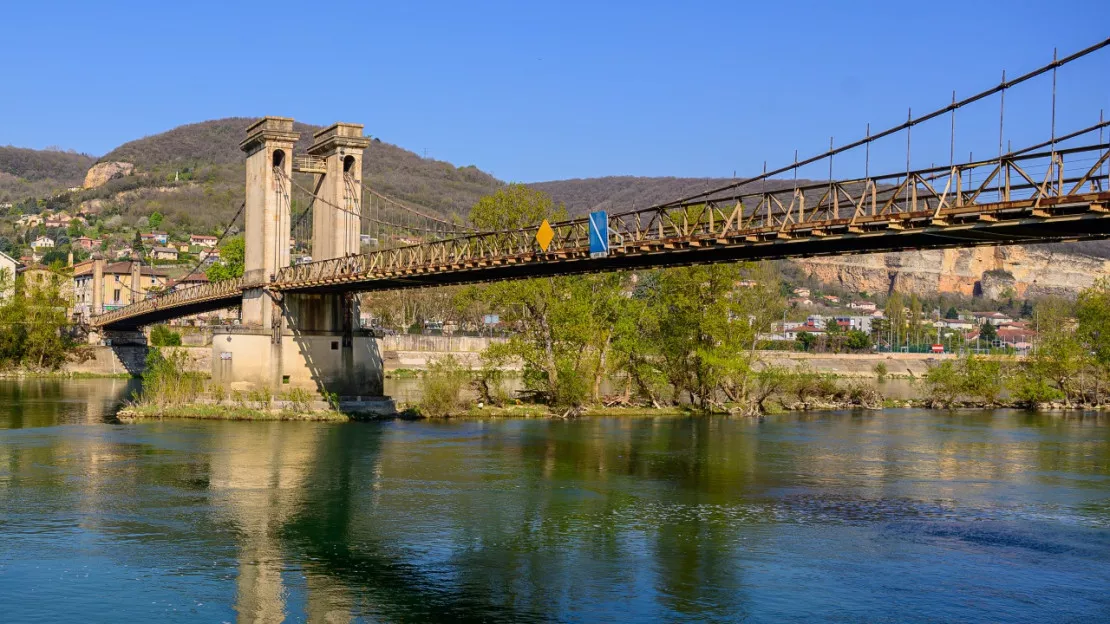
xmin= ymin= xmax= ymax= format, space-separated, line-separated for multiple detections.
xmin=85 ymin=38 xmax=1110 ymax=396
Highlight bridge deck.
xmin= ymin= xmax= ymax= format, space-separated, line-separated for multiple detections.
xmin=93 ymin=193 xmax=1110 ymax=330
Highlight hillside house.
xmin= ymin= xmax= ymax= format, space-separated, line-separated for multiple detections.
xmin=31 ymin=236 xmax=55 ymax=249
xmin=43 ymin=213 xmax=73 ymax=229
xmin=166 ymin=272 xmax=208 ymax=292
xmin=140 ymin=232 xmax=169 ymax=246
xmin=939 ymin=318 xmax=975 ymax=331
xmin=72 ymin=236 xmax=103 ymax=251
xmin=836 ymin=315 xmax=874 ymax=333
xmin=190 ymin=234 xmax=218 ymax=248
xmin=973 ymin=311 xmax=1013 ymax=326
xmin=849 ymin=301 xmax=877 ymax=312
xmin=152 ymin=246 xmax=179 ymax=261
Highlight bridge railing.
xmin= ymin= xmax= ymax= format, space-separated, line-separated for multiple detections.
xmin=274 ymin=143 xmax=1110 ymax=290
xmin=91 ymin=276 xmax=248 ymax=327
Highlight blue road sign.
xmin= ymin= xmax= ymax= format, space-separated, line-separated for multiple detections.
xmin=588 ymin=211 xmax=609 ymax=258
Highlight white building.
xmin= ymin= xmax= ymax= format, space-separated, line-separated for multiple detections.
xmin=0 ymin=251 xmax=17 ymax=299
xmin=31 ymin=236 xmax=55 ymax=249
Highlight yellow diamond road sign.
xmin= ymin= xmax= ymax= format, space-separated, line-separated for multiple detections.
xmin=536 ymin=219 xmax=555 ymax=252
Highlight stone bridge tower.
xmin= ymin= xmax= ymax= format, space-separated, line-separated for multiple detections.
xmin=239 ymin=117 xmax=297 ymax=330
xmin=211 ymin=117 xmax=385 ymax=405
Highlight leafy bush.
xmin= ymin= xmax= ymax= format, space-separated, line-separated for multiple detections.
xmin=248 ymin=388 xmax=272 ymax=409
xmin=420 ymin=356 xmax=470 ymax=417
xmin=281 ymin=387 xmax=315 ymax=413
xmin=1008 ymin=370 xmax=1064 ymax=407
xmin=924 ymin=355 xmax=1006 ymax=407
xmin=873 ymin=362 xmax=888 ymax=382
xmin=150 ymin=325 xmax=182 ymax=346
xmin=140 ymin=348 xmax=204 ymax=407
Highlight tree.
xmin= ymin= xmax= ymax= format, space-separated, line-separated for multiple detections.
xmin=1025 ymin=299 xmax=1087 ymax=404
xmin=885 ymin=291 xmax=905 ymax=343
xmin=796 ymin=331 xmax=817 ymax=352
xmin=148 ymin=211 xmax=164 ymax=229
xmin=0 ymin=271 xmax=73 ymax=369
xmin=465 ymin=186 xmax=606 ymax=411
xmin=469 ymin=183 xmax=555 ymax=231
xmin=945 ymin=306 xmax=959 ymax=320
xmin=206 ymin=237 xmax=244 ymax=282
xmin=908 ymin=294 xmax=923 ymax=344
xmin=1076 ymin=278 xmax=1110 ymax=369
xmin=978 ymin=321 xmax=998 ymax=344
xmin=845 ymin=329 xmax=871 ymax=351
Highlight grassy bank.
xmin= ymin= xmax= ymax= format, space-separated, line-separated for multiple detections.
xmin=0 ymin=369 xmax=136 ymax=379
xmin=117 ymin=403 xmax=349 ymax=423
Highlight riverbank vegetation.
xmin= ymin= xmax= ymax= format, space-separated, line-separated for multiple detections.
xmin=120 ymin=347 xmax=348 ymax=422
xmin=0 ymin=269 xmax=78 ymax=371
xmin=408 ymin=186 xmax=883 ymax=418
xmin=404 ymin=187 xmax=1110 ymax=419
xmin=917 ymin=280 xmax=1110 ymax=409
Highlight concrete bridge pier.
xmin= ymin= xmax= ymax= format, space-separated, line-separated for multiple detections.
xmin=211 ymin=117 xmax=387 ymax=409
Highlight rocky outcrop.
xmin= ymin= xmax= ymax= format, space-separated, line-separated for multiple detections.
xmin=794 ymin=246 xmax=1110 ymax=297
xmin=82 ymin=161 xmax=134 ymax=189
xmin=979 ymin=269 xmax=1017 ymax=299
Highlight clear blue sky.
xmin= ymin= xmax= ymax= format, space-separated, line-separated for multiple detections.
xmin=2 ymin=0 xmax=1107 ymax=182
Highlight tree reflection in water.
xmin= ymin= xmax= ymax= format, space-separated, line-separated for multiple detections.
xmin=2 ymin=388 xmax=1110 ymax=623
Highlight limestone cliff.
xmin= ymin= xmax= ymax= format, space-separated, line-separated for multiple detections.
xmin=82 ymin=161 xmax=134 ymax=189
xmin=794 ymin=246 xmax=1110 ymax=297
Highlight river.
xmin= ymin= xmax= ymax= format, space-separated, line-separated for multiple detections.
xmin=1 ymin=379 xmax=1108 ymax=622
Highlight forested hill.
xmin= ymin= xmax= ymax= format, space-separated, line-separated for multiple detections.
xmin=0 ymin=146 xmax=96 ymax=202
xmin=98 ymin=118 xmax=502 ymax=222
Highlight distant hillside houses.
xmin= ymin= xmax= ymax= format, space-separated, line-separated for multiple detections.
xmin=771 ymin=314 xmax=876 ymax=341
xmin=140 ymin=232 xmax=169 ymax=245
xmin=43 ymin=212 xmax=79 ymax=229
xmin=16 ymin=214 xmax=43 ymax=228
xmin=190 ymin=234 xmax=218 ymax=247
xmin=31 ymin=236 xmax=54 ymax=249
